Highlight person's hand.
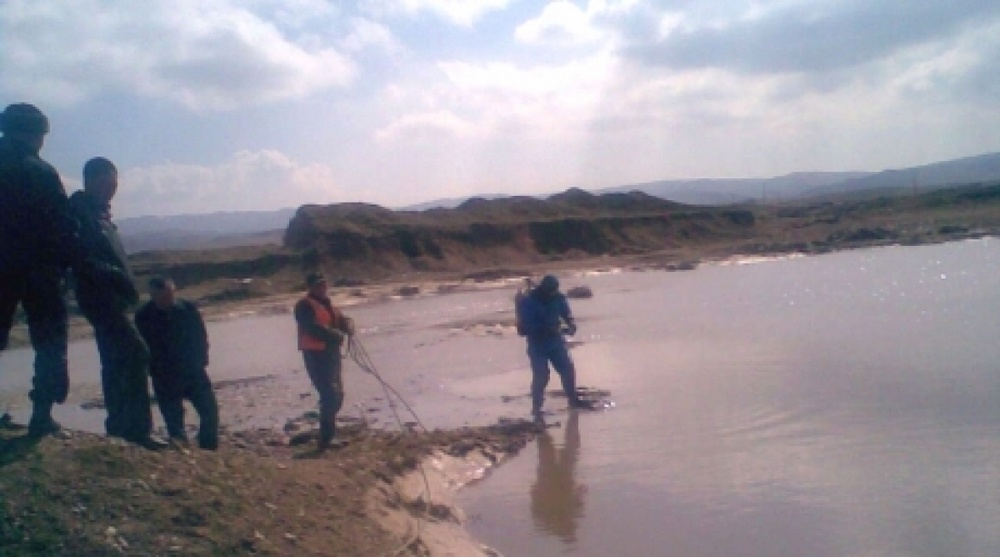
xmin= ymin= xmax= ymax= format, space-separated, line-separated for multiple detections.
xmin=328 ymin=328 xmax=345 ymax=344
xmin=83 ymin=259 xmax=138 ymax=303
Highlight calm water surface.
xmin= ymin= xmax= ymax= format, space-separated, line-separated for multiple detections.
xmin=462 ymin=239 xmax=1000 ymax=557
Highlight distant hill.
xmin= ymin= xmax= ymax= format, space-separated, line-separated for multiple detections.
xmin=120 ymin=150 xmax=1000 ymax=253
xmin=118 ymin=208 xmax=295 ymax=253
xmin=121 ymin=228 xmax=285 ymax=253
xmin=399 ymin=193 xmax=510 ymax=211
xmin=600 ymin=172 xmax=873 ymax=204
xmin=805 ymin=151 xmax=1000 ymax=198
xmin=602 ymin=151 xmax=1000 ymax=204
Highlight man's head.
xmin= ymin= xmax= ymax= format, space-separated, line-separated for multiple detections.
xmin=538 ymin=274 xmax=560 ymax=296
xmin=306 ymin=271 xmax=327 ymax=297
xmin=83 ymin=157 xmax=118 ymax=205
xmin=0 ymin=103 xmax=49 ymax=153
xmin=149 ymin=277 xmax=176 ymax=309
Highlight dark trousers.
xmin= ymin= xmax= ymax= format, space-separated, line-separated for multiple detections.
xmin=91 ymin=312 xmax=153 ymax=440
xmin=527 ymin=336 xmax=577 ymax=411
xmin=0 ymin=269 xmax=69 ymax=406
xmin=152 ymin=368 xmax=219 ymax=449
xmin=302 ymin=348 xmax=344 ymax=442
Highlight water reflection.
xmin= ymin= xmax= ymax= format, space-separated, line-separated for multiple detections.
xmin=531 ymin=411 xmax=586 ymax=544
xmin=466 ymin=240 xmax=1000 ymax=556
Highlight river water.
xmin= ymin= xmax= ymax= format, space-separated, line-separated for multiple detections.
xmin=461 ymin=239 xmax=1000 ymax=557
xmin=2 ymin=240 xmax=1000 ymax=556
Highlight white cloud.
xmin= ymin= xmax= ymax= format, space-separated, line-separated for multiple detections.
xmin=446 ymin=54 xmax=612 ymax=117
xmin=883 ymin=20 xmax=1000 ymax=105
xmin=515 ymin=1 xmax=603 ymax=46
xmin=116 ymin=150 xmax=343 ymax=217
xmin=0 ymin=0 xmax=354 ymax=110
xmin=342 ymin=17 xmax=402 ymax=53
xmin=372 ymin=49 xmax=618 ymax=148
xmin=394 ymin=0 xmax=511 ymax=27
xmin=627 ymin=0 xmax=1000 ymax=76
xmin=375 ymin=110 xmax=481 ymax=141
xmin=242 ymin=0 xmax=337 ymax=29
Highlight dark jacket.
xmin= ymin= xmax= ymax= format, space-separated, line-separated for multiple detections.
xmin=0 ymin=136 xmax=78 ymax=273
xmin=518 ymin=288 xmax=575 ymax=340
xmin=68 ymin=190 xmax=138 ymax=318
xmin=135 ymin=299 xmax=210 ymax=379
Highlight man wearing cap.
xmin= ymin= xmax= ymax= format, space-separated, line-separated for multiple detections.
xmin=0 ymin=103 xmax=79 ymax=437
xmin=294 ymin=272 xmax=354 ymax=450
xmin=516 ymin=274 xmax=587 ymax=417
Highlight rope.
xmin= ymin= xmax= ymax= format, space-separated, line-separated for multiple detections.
xmin=344 ymin=334 xmax=432 ymax=556
xmin=346 ymin=335 xmax=428 ymax=433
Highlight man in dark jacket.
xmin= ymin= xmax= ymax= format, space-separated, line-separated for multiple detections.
xmin=69 ymin=157 xmax=165 ymax=450
xmin=135 ymin=277 xmax=218 ymax=450
xmin=517 ymin=274 xmax=586 ymax=417
xmin=0 ymin=103 xmax=78 ymax=437
xmin=294 ymin=272 xmax=354 ymax=451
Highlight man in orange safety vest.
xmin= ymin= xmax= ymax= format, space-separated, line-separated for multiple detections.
xmin=294 ymin=271 xmax=355 ymax=450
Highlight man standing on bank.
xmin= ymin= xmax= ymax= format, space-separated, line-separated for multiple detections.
xmin=70 ymin=157 xmax=165 ymax=450
xmin=135 ymin=277 xmax=219 ymax=450
xmin=295 ymin=272 xmax=354 ymax=451
xmin=0 ymin=103 xmax=78 ymax=437
xmin=517 ymin=274 xmax=589 ymax=418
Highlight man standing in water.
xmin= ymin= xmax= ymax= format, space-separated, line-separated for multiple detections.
xmin=70 ymin=157 xmax=165 ymax=450
xmin=0 ymin=103 xmax=78 ymax=437
xmin=295 ymin=272 xmax=354 ymax=451
xmin=135 ymin=277 xmax=219 ymax=450
xmin=517 ymin=274 xmax=588 ymax=417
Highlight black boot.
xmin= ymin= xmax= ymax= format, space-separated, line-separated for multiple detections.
xmin=317 ymin=422 xmax=347 ymax=451
xmin=27 ymin=402 xmax=62 ymax=438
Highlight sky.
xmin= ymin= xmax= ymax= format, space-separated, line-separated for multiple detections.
xmin=2 ymin=0 xmax=1000 ymax=218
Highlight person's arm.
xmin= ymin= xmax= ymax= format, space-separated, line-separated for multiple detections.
xmin=134 ymin=306 xmax=165 ymax=378
xmin=67 ymin=194 xmax=138 ymax=302
xmin=558 ymin=295 xmax=577 ymax=335
xmin=188 ymin=301 xmax=210 ymax=368
xmin=333 ymin=309 xmax=355 ymax=336
xmin=294 ymin=299 xmax=343 ymax=345
xmin=134 ymin=306 xmax=152 ymax=345
xmin=35 ymin=166 xmax=82 ymax=269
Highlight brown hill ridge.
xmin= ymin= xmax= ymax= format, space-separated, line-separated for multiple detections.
xmin=126 ymin=181 xmax=1000 ymax=304
xmin=282 ymin=188 xmax=755 ymax=277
